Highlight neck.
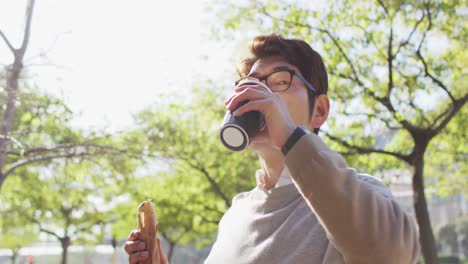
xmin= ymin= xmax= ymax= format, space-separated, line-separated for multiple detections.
xmin=256 ymin=147 xmax=285 ymax=190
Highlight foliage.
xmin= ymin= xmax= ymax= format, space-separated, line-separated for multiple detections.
xmin=438 ymin=255 xmax=460 ymax=264
xmin=437 ymin=222 xmax=459 ymax=255
xmin=426 ymin=104 xmax=468 ymax=197
xmin=1 ymin=85 xmax=136 ymax=177
xmin=436 ymin=216 xmax=468 ymax=258
xmin=0 ymin=136 xmax=142 ymax=262
xmin=0 ymin=207 xmax=38 ymax=258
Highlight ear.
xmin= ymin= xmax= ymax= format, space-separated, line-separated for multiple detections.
xmin=308 ymin=94 xmax=329 ymax=131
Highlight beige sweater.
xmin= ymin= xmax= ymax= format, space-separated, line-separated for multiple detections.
xmin=205 ymin=133 xmax=420 ymax=264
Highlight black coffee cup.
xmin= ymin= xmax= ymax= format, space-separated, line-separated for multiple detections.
xmin=220 ymin=80 xmax=271 ymax=151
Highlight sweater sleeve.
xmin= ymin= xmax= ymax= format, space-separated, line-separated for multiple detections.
xmin=285 ymin=133 xmax=420 ymax=264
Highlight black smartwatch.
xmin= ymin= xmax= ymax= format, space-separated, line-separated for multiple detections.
xmin=281 ymin=126 xmax=308 ymax=156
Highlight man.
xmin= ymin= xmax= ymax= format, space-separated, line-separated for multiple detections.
xmin=125 ymin=34 xmax=420 ymax=263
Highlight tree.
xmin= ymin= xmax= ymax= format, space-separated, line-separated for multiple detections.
xmin=0 ymin=0 xmax=126 ymax=192
xmin=112 ymin=87 xmax=259 ymax=261
xmin=216 ymin=0 xmax=467 ymax=263
xmin=436 ymin=216 xmax=468 ymax=259
xmin=0 ymin=150 xmax=140 ymax=264
xmin=0 ymin=211 xmax=38 ymax=264
xmin=436 ymin=222 xmax=459 ymax=256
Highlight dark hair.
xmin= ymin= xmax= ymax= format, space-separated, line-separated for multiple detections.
xmin=238 ymin=34 xmax=328 ymax=120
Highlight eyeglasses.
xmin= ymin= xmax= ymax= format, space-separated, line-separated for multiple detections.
xmin=235 ymin=68 xmax=318 ymax=94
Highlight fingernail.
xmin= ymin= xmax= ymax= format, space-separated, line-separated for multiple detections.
xmin=142 ymin=251 xmax=149 ymax=257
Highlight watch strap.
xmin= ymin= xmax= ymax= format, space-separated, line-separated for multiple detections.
xmin=281 ymin=126 xmax=307 ymax=156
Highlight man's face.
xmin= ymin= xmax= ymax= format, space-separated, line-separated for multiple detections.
xmin=248 ymin=56 xmax=312 ymax=130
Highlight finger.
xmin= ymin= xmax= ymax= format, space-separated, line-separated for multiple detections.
xmin=127 ymin=230 xmax=141 ymax=241
xmin=124 ymin=240 xmax=146 ymax=255
xmin=129 ymin=251 xmax=149 ymax=264
xmin=230 ymin=84 xmax=270 ymax=106
xmin=227 ymin=88 xmax=270 ymax=111
xmin=234 ymin=84 xmax=268 ymax=93
xmin=224 ymin=94 xmax=235 ymax=105
xmin=233 ymin=98 xmax=271 ymax=116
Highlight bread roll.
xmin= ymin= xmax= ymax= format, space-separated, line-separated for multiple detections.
xmin=137 ymin=200 xmax=162 ymax=264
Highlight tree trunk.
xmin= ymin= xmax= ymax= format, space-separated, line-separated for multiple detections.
xmin=111 ymin=237 xmax=117 ymax=264
xmin=412 ymin=146 xmax=439 ymax=264
xmin=167 ymin=241 xmax=175 ymax=262
xmin=60 ymin=237 xmax=70 ymax=264
xmin=0 ymin=0 xmax=35 ymax=191
xmin=10 ymin=250 xmax=18 ymax=264
xmin=0 ymin=58 xmax=22 ymax=190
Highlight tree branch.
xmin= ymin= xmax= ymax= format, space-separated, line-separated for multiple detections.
xmin=23 ymin=142 xmax=109 ymax=156
xmin=179 ymin=156 xmax=231 ymax=207
xmin=342 ymin=110 xmax=402 ymax=130
xmin=353 ymin=23 xmax=386 ymax=59
xmin=0 ymin=134 xmax=25 ymax=155
xmin=161 ymin=230 xmax=182 ymax=246
xmin=0 ymin=30 xmax=16 ymax=53
xmin=22 ymin=142 xmax=142 ymax=161
xmin=387 ymin=26 xmax=395 ymax=98
xmin=429 ymin=93 xmax=468 ymax=138
xmin=71 ymin=220 xmax=104 ymax=237
xmin=395 ymin=13 xmax=426 ymax=56
xmin=325 ymin=132 xmax=411 ymax=163
xmin=416 ymin=1 xmax=432 ymax=53
xmin=407 ymin=92 xmax=431 ymax=126
xmin=203 ymin=205 xmax=225 ymax=216
xmin=39 ymin=227 xmax=62 ymax=240
xmin=415 ymin=2 xmax=454 ymax=102
xmin=160 ymin=221 xmax=193 ymax=244
xmin=430 ymin=106 xmax=453 ymax=130
xmin=31 ymin=218 xmax=62 ymax=241
xmin=328 ymin=71 xmax=361 ymax=86
xmin=260 ymin=7 xmax=365 ymax=87
xmin=3 ymin=143 xmax=132 ymax=178
xmin=197 ymin=214 xmax=220 ymax=225
xmin=24 ymin=30 xmax=72 ymax=64
xmin=4 ymin=153 xmax=83 ymax=177
xmin=323 ymin=30 xmax=418 ymax=133
xmin=376 ymin=0 xmax=389 ymax=16
xmin=366 ymin=89 xmax=411 ymax=129
xmin=416 ymin=49 xmax=455 ymax=102
xmin=19 ymin=0 xmax=35 ymax=54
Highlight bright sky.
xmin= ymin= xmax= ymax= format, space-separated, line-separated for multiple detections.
xmin=0 ymin=0 xmax=243 ymax=131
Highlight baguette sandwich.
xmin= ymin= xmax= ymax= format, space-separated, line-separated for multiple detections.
xmin=137 ymin=200 xmax=162 ymax=264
